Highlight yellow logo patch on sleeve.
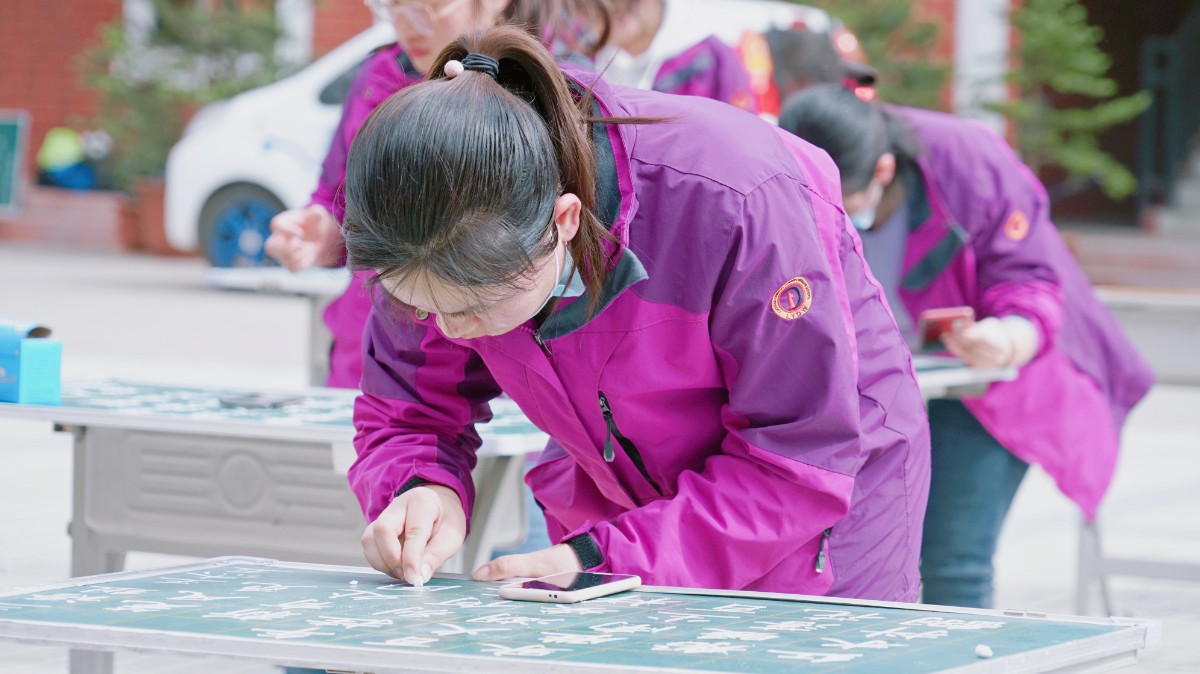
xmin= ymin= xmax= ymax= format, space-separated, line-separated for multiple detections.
xmin=771 ymin=277 xmax=813 ymax=320
xmin=1003 ymin=210 xmax=1030 ymax=241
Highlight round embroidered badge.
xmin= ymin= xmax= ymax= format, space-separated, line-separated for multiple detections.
xmin=1004 ymin=210 xmax=1030 ymax=241
xmin=771 ymin=277 xmax=813 ymax=320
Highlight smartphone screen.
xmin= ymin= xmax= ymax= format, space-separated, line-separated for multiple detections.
xmin=519 ymin=572 xmax=638 ymax=592
xmin=918 ymin=306 xmax=975 ymax=351
xmin=500 ymin=571 xmax=642 ymax=603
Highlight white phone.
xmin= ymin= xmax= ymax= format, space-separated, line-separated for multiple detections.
xmin=498 ymin=571 xmax=641 ymax=603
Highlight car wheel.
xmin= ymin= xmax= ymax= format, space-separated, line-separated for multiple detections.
xmin=198 ymin=184 xmax=285 ymax=267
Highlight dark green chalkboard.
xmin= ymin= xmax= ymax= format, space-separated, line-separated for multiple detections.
xmin=0 ymin=557 xmax=1149 ymax=673
xmin=0 ymin=111 xmax=29 ymax=214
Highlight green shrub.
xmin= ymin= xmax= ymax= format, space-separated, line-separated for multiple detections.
xmin=78 ymin=0 xmax=289 ymax=189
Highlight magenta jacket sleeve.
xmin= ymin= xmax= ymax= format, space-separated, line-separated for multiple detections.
xmin=310 ymin=46 xmax=410 ymax=265
xmin=309 ymin=61 xmax=385 ymax=222
xmin=963 ymin=124 xmax=1065 ymax=354
xmin=587 ymin=174 xmax=861 ymax=590
xmin=348 ymin=309 xmax=504 ymax=527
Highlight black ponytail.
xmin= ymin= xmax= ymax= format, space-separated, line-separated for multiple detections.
xmin=779 ymin=84 xmax=919 ymax=193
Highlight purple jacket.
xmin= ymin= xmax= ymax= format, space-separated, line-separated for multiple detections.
xmin=890 ymin=106 xmax=1153 ymax=520
xmin=653 ymin=35 xmax=756 ymax=112
xmin=312 ymin=44 xmax=423 ymax=388
xmin=349 ymin=69 xmax=930 ymax=600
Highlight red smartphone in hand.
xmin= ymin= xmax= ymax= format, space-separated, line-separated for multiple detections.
xmin=918 ymin=306 xmax=975 ymax=351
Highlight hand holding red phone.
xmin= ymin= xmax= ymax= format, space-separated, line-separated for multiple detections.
xmin=940 ymin=315 xmax=1039 ymax=370
xmin=918 ymin=306 xmax=976 ymax=352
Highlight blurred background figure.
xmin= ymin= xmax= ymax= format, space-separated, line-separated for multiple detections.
xmin=593 ymin=0 xmax=874 ymax=119
xmin=779 ymin=84 xmax=1154 ymax=609
xmin=735 ymin=24 xmax=875 ymax=121
xmin=596 ymin=0 xmax=756 ymax=110
xmin=263 ymin=0 xmax=611 ymax=390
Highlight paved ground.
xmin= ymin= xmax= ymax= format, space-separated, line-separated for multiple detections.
xmin=0 ymin=242 xmax=1196 ymax=672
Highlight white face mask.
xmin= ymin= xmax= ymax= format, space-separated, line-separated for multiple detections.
xmin=527 ymin=241 xmax=584 ymax=319
xmin=849 ymin=180 xmax=885 ymax=232
xmin=529 ymin=243 xmax=564 ymax=318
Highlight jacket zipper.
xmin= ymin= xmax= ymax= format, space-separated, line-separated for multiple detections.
xmin=533 ymin=330 xmax=552 ymax=356
xmin=815 ymin=528 xmax=833 ymax=574
xmin=598 ymin=391 xmax=663 ymax=495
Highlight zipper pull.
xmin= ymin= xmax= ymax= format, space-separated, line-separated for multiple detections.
xmin=815 ymin=528 xmax=832 ymax=574
xmin=533 ymin=331 xmax=552 ymax=356
xmin=598 ymin=392 xmax=616 ymax=462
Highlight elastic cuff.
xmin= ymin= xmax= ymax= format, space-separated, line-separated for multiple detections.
xmin=393 ymin=476 xmax=426 ymax=499
xmin=565 ymin=532 xmax=605 ymax=571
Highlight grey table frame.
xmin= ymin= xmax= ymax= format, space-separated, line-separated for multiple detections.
xmin=0 ymin=557 xmax=1157 ymax=674
xmin=0 ymin=382 xmax=544 ymax=575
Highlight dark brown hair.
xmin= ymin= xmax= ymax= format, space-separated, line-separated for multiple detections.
xmin=343 ymin=26 xmax=627 ymax=316
xmin=779 ymin=84 xmax=919 ymax=194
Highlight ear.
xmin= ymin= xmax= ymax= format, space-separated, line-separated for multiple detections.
xmin=553 ymin=193 xmax=582 ymax=243
xmin=874 ymin=152 xmax=897 ymax=189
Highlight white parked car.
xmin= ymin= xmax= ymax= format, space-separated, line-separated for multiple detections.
xmin=166 ymin=3 xmax=850 ymax=267
xmin=165 ymin=23 xmax=395 ymax=266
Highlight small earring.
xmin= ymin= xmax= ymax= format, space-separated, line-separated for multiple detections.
xmin=444 ymin=60 xmax=465 ymax=78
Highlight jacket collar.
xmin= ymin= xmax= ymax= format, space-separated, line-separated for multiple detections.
xmin=395 ymin=48 xmax=423 ymax=81
xmin=900 ymin=159 xmax=969 ymax=292
xmin=534 ymin=73 xmax=648 ymax=339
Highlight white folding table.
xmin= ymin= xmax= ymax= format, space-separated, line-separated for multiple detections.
xmin=0 ymin=380 xmax=546 ymax=578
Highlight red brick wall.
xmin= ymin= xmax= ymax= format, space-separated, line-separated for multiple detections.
xmin=0 ymin=1 xmax=123 ymax=181
xmin=913 ymin=0 xmax=957 ymax=110
xmin=313 ymin=0 xmax=376 ymax=57
xmin=915 ymin=0 xmax=956 ymax=62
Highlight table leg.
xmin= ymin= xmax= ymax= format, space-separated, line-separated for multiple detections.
xmin=307 ymin=295 xmax=334 ymax=387
xmin=1077 ymin=518 xmax=1098 ymax=615
xmin=462 ymin=455 xmax=526 ymax=571
xmin=65 ymin=426 xmax=118 ymax=674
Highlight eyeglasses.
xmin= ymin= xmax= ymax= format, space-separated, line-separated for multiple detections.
xmin=364 ymin=0 xmax=472 ymax=37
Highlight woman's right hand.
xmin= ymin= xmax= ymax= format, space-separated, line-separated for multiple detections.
xmin=360 ymin=483 xmax=467 ymax=586
xmin=264 ymin=204 xmax=342 ymax=271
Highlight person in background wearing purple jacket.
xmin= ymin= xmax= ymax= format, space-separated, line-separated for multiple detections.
xmin=340 ymin=26 xmax=929 ymax=599
xmin=596 ymin=0 xmax=756 ymax=111
xmin=779 ymin=85 xmax=1154 ymax=608
xmin=264 ymin=0 xmax=610 ymax=389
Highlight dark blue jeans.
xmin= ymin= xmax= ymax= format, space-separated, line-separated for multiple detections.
xmin=920 ymin=399 xmax=1029 ymax=609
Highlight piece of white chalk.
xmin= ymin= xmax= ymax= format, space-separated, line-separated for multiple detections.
xmin=975 ymin=644 xmax=993 ymax=658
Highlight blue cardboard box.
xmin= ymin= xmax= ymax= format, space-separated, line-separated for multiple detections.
xmin=0 ymin=320 xmax=62 ymax=405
